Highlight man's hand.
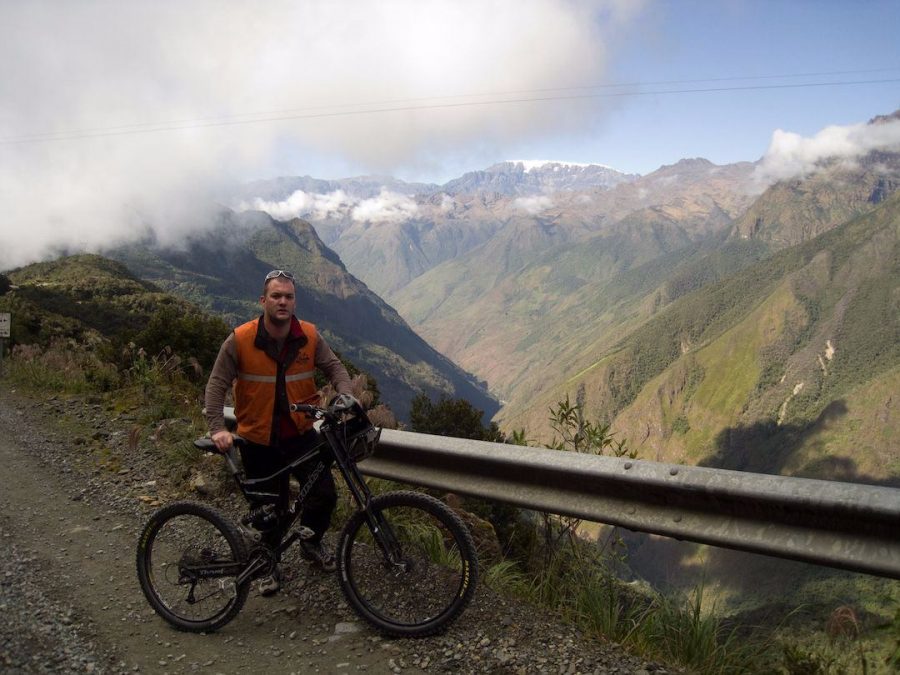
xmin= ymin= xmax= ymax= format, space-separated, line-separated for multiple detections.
xmin=211 ymin=429 xmax=234 ymax=452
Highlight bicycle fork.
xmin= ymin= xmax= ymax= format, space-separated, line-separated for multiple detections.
xmin=362 ymin=508 xmax=410 ymax=573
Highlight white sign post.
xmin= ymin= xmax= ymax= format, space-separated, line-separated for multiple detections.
xmin=0 ymin=312 xmax=9 ymax=376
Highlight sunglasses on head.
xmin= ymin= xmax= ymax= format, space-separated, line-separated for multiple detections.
xmin=265 ymin=269 xmax=294 ymax=281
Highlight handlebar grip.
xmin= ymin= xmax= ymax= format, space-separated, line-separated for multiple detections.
xmin=193 ymin=437 xmax=243 ymax=476
xmin=290 ymin=403 xmax=318 ymax=415
xmin=193 ymin=435 xmax=247 ymax=451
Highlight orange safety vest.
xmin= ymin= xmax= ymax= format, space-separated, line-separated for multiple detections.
xmin=232 ymin=318 xmax=319 ymax=444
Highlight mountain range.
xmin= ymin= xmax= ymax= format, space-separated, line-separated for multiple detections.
xmin=4 ymin=110 xmax=896 ymax=487
xmin=241 ymin=112 xmax=899 ymax=485
xmin=5 ymin=117 xmax=897 ymax=643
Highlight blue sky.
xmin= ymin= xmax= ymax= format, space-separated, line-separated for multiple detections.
xmin=381 ymin=0 xmax=900 ymax=182
xmin=523 ymin=0 xmax=900 ymax=177
xmin=276 ymin=1 xmax=900 ymax=183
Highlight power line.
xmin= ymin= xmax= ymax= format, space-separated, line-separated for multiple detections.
xmin=3 ymin=73 xmax=899 ymax=145
xmin=10 ymin=66 xmax=900 ymax=140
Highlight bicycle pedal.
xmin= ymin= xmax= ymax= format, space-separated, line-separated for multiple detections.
xmin=294 ymin=525 xmax=315 ymax=541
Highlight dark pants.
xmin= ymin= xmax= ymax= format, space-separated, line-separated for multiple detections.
xmin=239 ymin=430 xmax=337 ymax=543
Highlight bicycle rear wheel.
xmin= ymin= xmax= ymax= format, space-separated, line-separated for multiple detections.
xmin=136 ymin=501 xmax=249 ymax=632
xmin=337 ymin=491 xmax=478 ymax=637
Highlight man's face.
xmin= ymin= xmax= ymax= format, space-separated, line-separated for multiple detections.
xmin=260 ymin=278 xmax=296 ymax=326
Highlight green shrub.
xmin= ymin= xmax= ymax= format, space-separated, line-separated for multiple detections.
xmin=409 ymin=393 xmax=503 ymax=441
xmin=672 ymin=415 xmax=691 ymax=435
xmin=131 ymin=304 xmax=229 ymax=374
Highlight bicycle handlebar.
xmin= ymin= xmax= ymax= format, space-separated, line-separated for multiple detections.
xmin=193 ymin=394 xmax=364 ymax=474
xmin=290 ymin=393 xmax=361 ymax=419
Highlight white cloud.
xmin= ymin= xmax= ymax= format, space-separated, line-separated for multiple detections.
xmin=240 ymin=190 xmax=352 ymax=221
xmin=439 ymin=194 xmax=456 ymax=213
xmin=0 ymin=0 xmax=646 ymax=269
xmin=756 ymin=118 xmax=900 ymax=183
xmin=514 ymin=195 xmax=554 ymax=214
xmin=240 ymin=188 xmax=418 ymax=225
xmin=352 ymin=191 xmax=419 ymax=224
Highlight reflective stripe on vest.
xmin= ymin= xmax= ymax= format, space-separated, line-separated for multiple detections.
xmin=236 ymin=371 xmax=315 ymax=383
xmin=232 ymin=319 xmax=319 ymax=444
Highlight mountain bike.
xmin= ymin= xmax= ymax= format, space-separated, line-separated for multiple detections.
xmin=136 ymin=394 xmax=478 ymax=637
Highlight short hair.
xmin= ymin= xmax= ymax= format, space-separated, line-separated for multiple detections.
xmin=262 ymin=269 xmax=295 ymax=295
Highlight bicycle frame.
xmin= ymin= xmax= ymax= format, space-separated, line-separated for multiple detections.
xmin=206 ymin=411 xmax=400 ymax=587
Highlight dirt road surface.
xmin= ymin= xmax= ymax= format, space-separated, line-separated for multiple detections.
xmin=0 ymin=389 xmax=664 ymax=674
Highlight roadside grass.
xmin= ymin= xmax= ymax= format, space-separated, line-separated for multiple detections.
xmin=5 ymin=341 xmax=118 ymax=394
xmin=4 ymin=340 xmax=209 ymax=478
xmin=488 ymin=529 xmax=900 ymax=674
xmin=480 ymin=534 xmax=773 ymax=673
xmin=638 ymin=585 xmax=765 ymax=674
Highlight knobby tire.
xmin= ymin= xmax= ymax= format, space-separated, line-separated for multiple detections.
xmin=336 ymin=491 xmax=478 ymax=637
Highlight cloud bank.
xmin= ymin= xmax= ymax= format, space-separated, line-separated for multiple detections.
xmin=0 ymin=0 xmax=644 ymax=270
xmin=243 ymin=189 xmax=420 ymax=225
xmin=756 ymin=117 xmax=900 ymax=183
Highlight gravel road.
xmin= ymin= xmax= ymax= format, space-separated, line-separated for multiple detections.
xmin=0 ymin=387 xmax=672 ymax=674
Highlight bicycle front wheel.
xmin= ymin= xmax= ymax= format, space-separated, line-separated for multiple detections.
xmin=136 ymin=501 xmax=249 ymax=632
xmin=337 ymin=491 xmax=478 ymax=637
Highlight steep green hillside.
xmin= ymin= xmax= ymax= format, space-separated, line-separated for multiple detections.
xmin=392 ymin=160 xmax=759 ymax=415
xmin=0 ymin=254 xmax=229 ymax=370
xmin=399 ymin=210 xmax=769 ymax=422
xmin=107 ymin=210 xmax=497 ymax=421
xmin=510 ymin=191 xmax=900 ymax=484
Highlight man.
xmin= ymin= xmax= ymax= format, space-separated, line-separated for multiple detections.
xmin=204 ymin=269 xmax=352 ymax=595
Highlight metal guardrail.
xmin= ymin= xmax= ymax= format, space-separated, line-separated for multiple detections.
xmin=359 ymin=429 xmax=900 ymax=580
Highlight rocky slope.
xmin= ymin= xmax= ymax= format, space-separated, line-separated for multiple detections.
xmin=440 ymin=161 xmax=637 ymax=196
xmin=731 ymin=150 xmax=900 ymax=248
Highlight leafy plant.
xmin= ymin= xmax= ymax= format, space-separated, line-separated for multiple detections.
xmin=781 ymin=642 xmax=834 ymax=674
xmin=409 ymin=393 xmax=503 ymax=441
xmin=537 ymin=390 xmax=634 ymax=567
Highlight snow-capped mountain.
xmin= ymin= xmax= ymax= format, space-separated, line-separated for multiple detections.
xmin=440 ymin=160 xmax=638 ymax=196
